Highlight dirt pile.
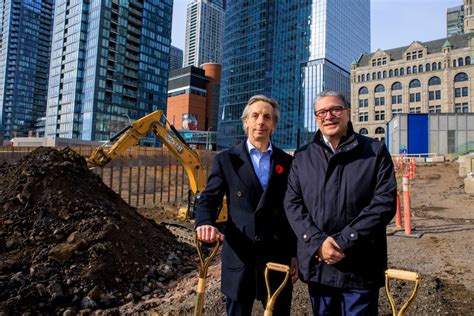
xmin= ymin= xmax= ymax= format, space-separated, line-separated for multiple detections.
xmin=0 ymin=147 xmax=197 ymax=314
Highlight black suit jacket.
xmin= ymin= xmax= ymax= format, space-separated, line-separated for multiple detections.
xmin=195 ymin=141 xmax=295 ymax=301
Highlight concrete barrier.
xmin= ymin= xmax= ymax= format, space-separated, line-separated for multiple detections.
xmin=426 ymin=156 xmax=445 ymax=163
xmin=465 ymin=173 xmax=474 ymax=194
xmin=458 ymin=154 xmax=474 ymax=177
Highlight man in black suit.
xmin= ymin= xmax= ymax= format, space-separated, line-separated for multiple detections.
xmin=195 ymin=95 xmax=298 ymax=316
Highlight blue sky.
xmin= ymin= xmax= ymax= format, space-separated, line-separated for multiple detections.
xmin=172 ymin=0 xmax=463 ymax=52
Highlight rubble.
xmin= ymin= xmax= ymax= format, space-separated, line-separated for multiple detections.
xmin=0 ymin=147 xmax=197 ymax=314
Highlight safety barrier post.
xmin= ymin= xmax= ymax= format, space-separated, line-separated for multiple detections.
xmin=395 ymin=191 xmax=402 ymax=228
xmin=402 ymin=172 xmax=411 ymax=235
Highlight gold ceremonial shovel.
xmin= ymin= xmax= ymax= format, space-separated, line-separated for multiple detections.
xmin=193 ymin=235 xmax=221 ymax=316
xmin=263 ymin=262 xmax=290 ymax=316
xmin=385 ymin=268 xmax=420 ymax=316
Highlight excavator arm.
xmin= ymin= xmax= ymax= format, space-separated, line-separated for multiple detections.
xmin=87 ymin=110 xmax=226 ymax=223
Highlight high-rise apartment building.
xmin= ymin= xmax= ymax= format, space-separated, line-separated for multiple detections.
xmin=45 ymin=0 xmax=172 ymax=142
xmin=218 ymin=0 xmax=370 ymax=149
xmin=447 ymin=5 xmax=464 ymax=37
xmin=0 ymin=0 xmax=54 ymax=143
xmin=169 ymin=45 xmax=183 ymax=70
xmin=183 ymin=0 xmax=224 ymax=67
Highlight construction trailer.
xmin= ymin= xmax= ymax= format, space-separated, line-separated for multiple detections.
xmin=386 ymin=113 xmax=474 ymax=156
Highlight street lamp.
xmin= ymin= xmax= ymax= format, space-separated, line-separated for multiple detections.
xmin=206 ymin=126 xmax=214 ymax=151
xmin=123 ymin=113 xmax=131 ymax=125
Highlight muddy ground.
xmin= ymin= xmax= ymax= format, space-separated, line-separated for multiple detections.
xmin=1 ymin=148 xmax=473 ymax=315
xmin=130 ymin=162 xmax=474 ymax=315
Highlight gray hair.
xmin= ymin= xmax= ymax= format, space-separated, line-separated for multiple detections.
xmin=241 ymin=95 xmax=280 ymax=134
xmin=314 ymin=91 xmax=350 ymax=111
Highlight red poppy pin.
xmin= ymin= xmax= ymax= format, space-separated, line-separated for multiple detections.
xmin=275 ymin=164 xmax=284 ymax=174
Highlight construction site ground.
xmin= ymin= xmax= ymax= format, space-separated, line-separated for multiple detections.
xmin=1 ymin=148 xmax=473 ymax=314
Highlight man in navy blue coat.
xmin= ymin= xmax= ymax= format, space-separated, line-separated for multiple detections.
xmin=284 ymin=91 xmax=396 ymax=315
xmin=195 ymin=95 xmax=298 ymax=316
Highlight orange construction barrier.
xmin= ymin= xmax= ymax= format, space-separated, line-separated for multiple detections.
xmin=402 ymin=173 xmax=411 ymax=235
xmin=395 ymin=191 xmax=402 ymax=228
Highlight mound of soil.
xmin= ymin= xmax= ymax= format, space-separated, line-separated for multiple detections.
xmin=0 ymin=147 xmax=197 ymax=314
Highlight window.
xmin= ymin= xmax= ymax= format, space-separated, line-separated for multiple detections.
xmin=394 ymin=69 xmax=399 ymax=76
xmin=458 ymin=57 xmax=464 ymax=66
xmin=407 ymin=67 xmax=412 ymax=75
xmin=455 ymin=103 xmax=469 ymax=112
xmin=389 ymin=69 xmax=393 ymax=77
xmin=361 ymin=74 xmax=365 ymax=81
xmin=453 ymin=59 xmax=457 ymax=67
xmin=466 ymin=56 xmax=471 ymax=65
xmin=392 ymin=95 xmax=402 ymax=104
xmin=425 ymin=63 xmax=431 ymax=71
xmin=409 ymin=79 xmax=421 ymax=88
xmin=392 ymin=108 xmax=403 ymax=116
xmin=359 ymin=128 xmax=368 ymax=135
xmin=377 ymin=71 xmax=381 ymax=79
xmin=391 ymin=82 xmax=402 ymax=90
xmin=358 ymin=99 xmax=368 ymax=108
xmin=418 ymin=65 xmax=423 ymax=73
xmin=410 ymin=92 xmax=421 ymax=102
xmin=409 ymin=107 xmax=421 ymax=113
xmin=400 ymin=68 xmax=405 ymax=76
xmin=383 ymin=71 xmax=387 ymax=78
xmin=359 ymin=112 xmax=369 ymax=122
xmin=455 ymin=88 xmax=461 ymax=97
xmin=375 ymin=84 xmax=385 ymax=93
xmin=455 ymin=87 xmax=469 ymax=97
xmin=429 ymin=90 xmax=441 ymax=100
xmin=413 ymin=66 xmax=417 ymax=74
xmin=432 ymin=62 xmax=437 ymax=71
xmin=429 ymin=105 xmax=441 ymax=113
xmin=375 ymin=111 xmax=385 ymax=121
xmin=454 ymin=72 xmax=469 ymax=82
xmin=375 ymin=97 xmax=385 ymax=106
xmin=428 ymin=76 xmax=441 ymax=85
xmin=375 ymin=127 xmax=385 ymax=134
xmin=359 ymin=87 xmax=368 ymax=95
xmin=372 ymin=72 xmax=376 ymax=80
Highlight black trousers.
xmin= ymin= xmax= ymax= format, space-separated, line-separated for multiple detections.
xmin=225 ymin=281 xmax=293 ymax=316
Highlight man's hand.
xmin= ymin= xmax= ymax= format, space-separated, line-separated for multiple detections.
xmin=290 ymin=257 xmax=299 ymax=284
xmin=316 ymin=236 xmax=345 ymax=265
xmin=196 ymin=225 xmax=225 ymax=243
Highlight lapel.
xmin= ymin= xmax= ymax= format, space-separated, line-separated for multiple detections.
xmin=229 ymin=142 xmax=264 ymax=197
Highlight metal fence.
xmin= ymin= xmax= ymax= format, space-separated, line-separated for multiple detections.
xmin=0 ymin=146 xmax=217 ymax=208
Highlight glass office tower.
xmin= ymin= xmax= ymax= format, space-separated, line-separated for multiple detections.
xmin=0 ymin=0 xmax=54 ymax=143
xmin=218 ymin=0 xmax=370 ymax=149
xmin=45 ymin=0 xmax=172 ymax=142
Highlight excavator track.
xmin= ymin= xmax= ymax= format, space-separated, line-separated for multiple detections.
xmin=163 ymin=221 xmax=196 ymax=246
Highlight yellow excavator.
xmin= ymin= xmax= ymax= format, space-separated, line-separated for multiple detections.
xmin=87 ymin=110 xmax=227 ymax=240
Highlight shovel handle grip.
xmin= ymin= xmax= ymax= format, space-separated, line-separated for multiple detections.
xmin=266 ymin=262 xmax=290 ymax=273
xmin=386 ymin=269 xmax=419 ymax=282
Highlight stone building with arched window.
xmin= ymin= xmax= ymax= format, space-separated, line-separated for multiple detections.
xmin=350 ymin=32 xmax=474 ymax=141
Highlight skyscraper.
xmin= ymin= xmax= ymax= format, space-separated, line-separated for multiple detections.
xmin=169 ymin=45 xmax=184 ymax=70
xmin=183 ymin=0 xmax=224 ymax=67
xmin=45 ymin=0 xmax=172 ymax=142
xmin=447 ymin=5 xmax=464 ymax=37
xmin=0 ymin=0 xmax=54 ymax=143
xmin=218 ymin=0 xmax=370 ymax=150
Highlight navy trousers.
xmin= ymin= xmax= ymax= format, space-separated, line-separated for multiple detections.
xmin=308 ymin=282 xmax=379 ymax=316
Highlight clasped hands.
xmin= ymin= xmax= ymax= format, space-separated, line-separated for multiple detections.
xmin=315 ymin=236 xmax=345 ymax=265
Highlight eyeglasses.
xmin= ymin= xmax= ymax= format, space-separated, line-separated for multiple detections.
xmin=314 ymin=106 xmax=347 ymax=119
